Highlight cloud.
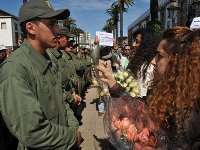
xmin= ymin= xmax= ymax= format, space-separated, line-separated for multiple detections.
xmin=51 ymin=0 xmax=113 ymax=11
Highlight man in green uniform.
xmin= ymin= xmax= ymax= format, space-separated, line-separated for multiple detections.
xmin=47 ymin=28 xmax=81 ymax=105
xmin=0 ymin=0 xmax=82 ymax=149
xmin=55 ymin=30 xmax=86 ymax=125
xmin=78 ymin=48 xmax=93 ymax=98
xmin=0 ymin=46 xmax=18 ymax=150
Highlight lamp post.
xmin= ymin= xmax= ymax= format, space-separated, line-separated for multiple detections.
xmin=23 ymin=0 xmax=28 ymax=4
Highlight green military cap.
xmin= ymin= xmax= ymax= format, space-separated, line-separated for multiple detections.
xmin=58 ymin=28 xmax=75 ymax=38
xmin=19 ymin=0 xmax=70 ymax=23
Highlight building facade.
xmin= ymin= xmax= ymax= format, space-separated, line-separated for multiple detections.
xmin=79 ymin=32 xmax=91 ymax=48
xmin=159 ymin=0 xmax=180 ymax=29
xmin=128 ymin=9 xmax=150 ymax=43
xmin=128 ymin=0 xmax=200 ymax=43
xmin=0 ymin=10 xmax=21 ymax=49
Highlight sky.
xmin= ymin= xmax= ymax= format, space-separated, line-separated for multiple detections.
xmin=0 ymin=0 xmax=149 ymax=37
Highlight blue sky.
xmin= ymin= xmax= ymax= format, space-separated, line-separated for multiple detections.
xmin=0 ymin=0 xmax=149 ymax=37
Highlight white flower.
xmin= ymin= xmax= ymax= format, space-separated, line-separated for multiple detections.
xmin=130 ymin=92 xmax=136 ymax=97
xmin=126 ymin=78 xmax=132 ymax=84
xmin=128 ymin=76 xmax=134 ymax=80
xmin=123 ymin=83 xmax=128 ymax=87
xmin=125 ymin=87 xmax=131 ymax=92
xmin=103 ymin=88 xmax=109 ymax=94
xmin=123 ymin=71 xmax=129 ymax=78
xmin=133 ymin=88 xmax=140 ymax=95
xmin=117 ymin=81 xmax=121 ymax=84
xmin=118 ymin=75 xmax=124 ymax=81
xmin=92 ymin=79 xmax=99 ymax=86
xmin=129 ymin=82 xmax=138 ymax=88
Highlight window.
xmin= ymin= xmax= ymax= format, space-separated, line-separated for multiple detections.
xmin=1 ymin=22 xmax=7 ymax=29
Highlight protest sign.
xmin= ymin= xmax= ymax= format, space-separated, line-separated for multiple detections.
xmin=190 ymin=17 xmax=200 ymax=30
xmin=96 ymin=31 xmax=113 ymax=46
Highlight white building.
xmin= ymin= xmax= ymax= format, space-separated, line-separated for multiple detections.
xmin=79 ymin=32 xmax=91 ymax=48
xmin=0 ymin=9 xmax=21 ymax=50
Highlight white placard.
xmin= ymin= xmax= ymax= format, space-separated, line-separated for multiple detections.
xmin=96 ymin=31 xmax=113 ymax=46
xmin=190 ymin=17 xmax=200 ymax=30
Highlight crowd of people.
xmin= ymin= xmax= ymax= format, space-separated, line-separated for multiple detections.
xmin=97 ymin=27 xmax=200 ymax=149
xmin=0 ymin=0 xmax=93 ymax=150
xmin=0 ymin=0 xmax=200 ymax=150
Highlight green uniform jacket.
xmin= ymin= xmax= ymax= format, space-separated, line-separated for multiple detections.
xmin=61 ymin=51 xmax=78 ymax=103
xmin=47 ymin=49 xmax=79 ymax=122
xmin=0 ymin=42 xmax=77 ymax=150
xmin=47 ymin=49 xmax=76 ymax=105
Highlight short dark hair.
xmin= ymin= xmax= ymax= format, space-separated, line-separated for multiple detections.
xmin=20 ymin=22 xmax=28 ymax=39
xmin=20 ymin=18 xmax=41 ymax=38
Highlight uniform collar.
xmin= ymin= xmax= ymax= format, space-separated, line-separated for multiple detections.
xmin=22 ymin=41 xmax=52 ymax=74
xmin=49 ymin=48 xmax=62 ymax=59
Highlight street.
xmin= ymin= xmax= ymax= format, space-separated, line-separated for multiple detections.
xmin=79 ymin=88 xmax=116 ymax=150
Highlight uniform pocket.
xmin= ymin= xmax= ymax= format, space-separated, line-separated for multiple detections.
xmin=38 ymin=77 xmax=59 ymax=122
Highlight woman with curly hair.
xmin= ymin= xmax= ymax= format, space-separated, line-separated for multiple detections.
xmin=97 ymin=27 xmax=196 ymax=149
xmin=97 ymin=27 xmax=191 ymax=98
xmin=128 ymin=30 xmax=160 ymax=79
xmin=97 ymin=29 xmax=161 ymax=98
xmin=148 ymin=29 xmax=200 ymax=149
xmin=153 ymin=26 xmax=192 ymax=75
xmin=128 ymin=30 xmax=161 ymax=97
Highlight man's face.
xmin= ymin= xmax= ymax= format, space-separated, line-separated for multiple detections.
xmin=27 ymin=19 xmax=58 ymax=49
xmin=123 ymin=46 xmax=131 ymax=56
xmin=57 ymin=35 xmax=69 ymax=49
xmin=0 ymin=50 xmax=7 ymax=61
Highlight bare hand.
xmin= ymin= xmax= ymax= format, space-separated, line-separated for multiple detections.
xmin=96 ymin=59 xmax=116 ymax=88
xmin=73 ymin=93 xmax=82 ymax=105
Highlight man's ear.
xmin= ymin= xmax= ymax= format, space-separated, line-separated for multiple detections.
xmin=26 ymin=22 xmax=38 ymax=36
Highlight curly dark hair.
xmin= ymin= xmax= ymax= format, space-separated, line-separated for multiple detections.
xmin=148 ymin=29 xmax=199 ymax=135
xmin=128 ymin=30 xmax=161 ymax=80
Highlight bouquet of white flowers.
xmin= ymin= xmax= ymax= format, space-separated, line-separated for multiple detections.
xmin=114 ymin=71 xmax=140 ymax=98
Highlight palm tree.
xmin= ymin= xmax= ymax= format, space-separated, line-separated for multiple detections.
xmin=150 ymin=0 xmax=159 ymax=21
xmin=63 ymin=17 xmax=76 ymax=31
xmin=106 ymin=2 xmax=120 ymax=43
xmin=71 ymin=26 xmax=84 ymax=44
xmin=147 ymin=0 xmax=161 ymax=33
xmin=117 ymin=0 xmax=134 ymax=41
xmin=102 ymin=18 xmax=114 ymax=33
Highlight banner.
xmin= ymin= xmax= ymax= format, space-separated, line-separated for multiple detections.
xmin=96 ymin=31 xmax=113 ymax=46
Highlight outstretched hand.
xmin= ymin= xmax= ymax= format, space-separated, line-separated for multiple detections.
xmin=96 ymin=59 xmax=116 ymax=88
